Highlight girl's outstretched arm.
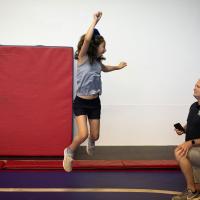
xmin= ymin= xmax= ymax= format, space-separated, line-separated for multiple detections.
xmin=101 ymin=62 xmax=127 ymax=72
xmin=78 ymin=12 xmax=102 ymax=60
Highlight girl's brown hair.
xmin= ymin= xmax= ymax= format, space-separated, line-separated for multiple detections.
xmin=75 ymin=34 xmax=105 ymax=64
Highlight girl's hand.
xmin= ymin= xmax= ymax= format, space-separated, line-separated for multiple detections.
xmin=117 ymin=62 xmax=127 ymax=69
xmin=94 ymin=11 xmax=102 ymax=23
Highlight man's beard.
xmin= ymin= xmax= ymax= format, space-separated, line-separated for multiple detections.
xmin=193 ymin=93 xmax=199 ymax=101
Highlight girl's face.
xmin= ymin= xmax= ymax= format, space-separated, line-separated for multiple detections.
xmin=97 ymin=41 xmax=106 ymax=57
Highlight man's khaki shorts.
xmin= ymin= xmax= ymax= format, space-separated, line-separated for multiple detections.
xmin=188 ymin=146 xmax=200 ymax=183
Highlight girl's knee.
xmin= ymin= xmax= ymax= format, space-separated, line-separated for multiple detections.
xmin=78 ymin=131 xmax=88 ymax=142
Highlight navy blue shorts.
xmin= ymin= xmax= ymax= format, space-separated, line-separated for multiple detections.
xmin=73 ymin=96 xmax=101 ymax=119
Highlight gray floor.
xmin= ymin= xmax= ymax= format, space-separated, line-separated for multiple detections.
xmin=74 ymin=146 xmax=176 ymax=160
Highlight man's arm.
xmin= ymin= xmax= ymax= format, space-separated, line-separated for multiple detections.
xmin=191 ymin=138 xmax=200 ymax=145
xmin=176 ymin=137 xmax=200 ymax=157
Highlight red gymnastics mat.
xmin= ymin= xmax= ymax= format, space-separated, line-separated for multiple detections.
xmin=0 ymin=160 xmax=179 ymax=170
xmin=0 ymin=45 xmax=73 ymax=156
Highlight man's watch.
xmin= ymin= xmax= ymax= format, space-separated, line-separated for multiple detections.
xmin=191 ymin=139 xmax=195 ymax=145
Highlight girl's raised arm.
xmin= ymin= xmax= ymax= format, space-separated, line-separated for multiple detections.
xmin=78 ymin=12 xmax=102 ymax=60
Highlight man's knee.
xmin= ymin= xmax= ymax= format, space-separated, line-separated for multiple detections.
xmin=174 ymin=147 xmax=181 ymax=162
xmin=174 ymin=147 xmax=186 ymax=162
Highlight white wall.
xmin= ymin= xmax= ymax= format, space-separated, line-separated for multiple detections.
xmin=0 ymin=0 xmax=200 ymax=145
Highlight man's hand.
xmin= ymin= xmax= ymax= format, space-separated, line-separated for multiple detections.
xmin=174 ymin=128 xmax=184 ymax=135
xmin=176 ymin=141 xmax=192 ymax=157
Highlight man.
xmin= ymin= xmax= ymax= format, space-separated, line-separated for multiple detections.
xmin=172 ymin=79 xmax=200 ymax=200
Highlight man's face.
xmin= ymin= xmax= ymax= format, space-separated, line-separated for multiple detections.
xmin=193 ymin=80 xmax=200 ymax=100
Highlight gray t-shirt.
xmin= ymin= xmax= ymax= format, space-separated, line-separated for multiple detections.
xmin=76 ymin=58 xmax=102 ymax=96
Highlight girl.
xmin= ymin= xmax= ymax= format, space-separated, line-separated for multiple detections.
xmin=63 ymin=11 xmax=127 ymax=172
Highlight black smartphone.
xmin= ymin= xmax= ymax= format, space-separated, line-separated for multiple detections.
xmin=174 ymin=123 xmax=185 ymax=132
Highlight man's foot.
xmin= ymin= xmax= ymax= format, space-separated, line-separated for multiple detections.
xmin=187 ymin=190 xmax=200 ymax=200
xmin=86 ymin=138 xmax=95 ymax=156
xmin=63 ymin=148 xmax=73 ymax=172
xmin=172 ymin=189 xmax=200 ymax=200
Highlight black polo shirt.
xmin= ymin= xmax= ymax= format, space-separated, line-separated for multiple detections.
xmin=186 ymin=102 xmax=200 ymax=141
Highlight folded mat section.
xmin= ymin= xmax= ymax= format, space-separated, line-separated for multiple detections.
xmin=0 ymin=45 xmax=73 ymax=156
